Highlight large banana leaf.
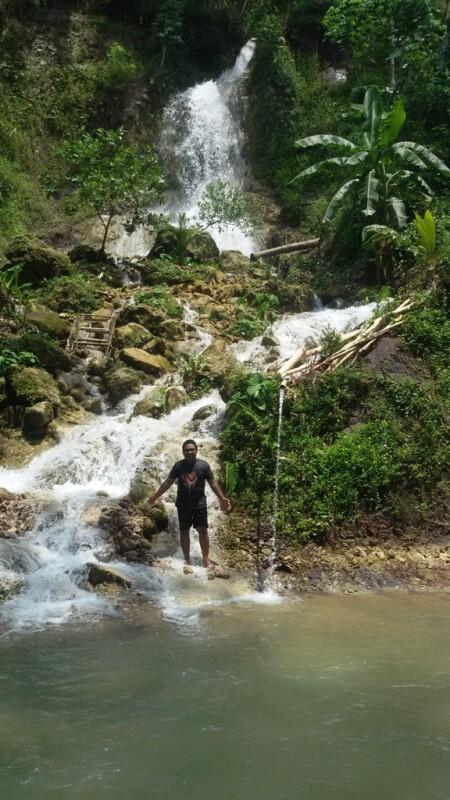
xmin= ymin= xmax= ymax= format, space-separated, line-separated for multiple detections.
xmin=295 ymin=134 xmax=357 ymax=151
xmin=394 ymin=142 xmax=450 ymax=176
xmin=363 ymin=87 xmax=381 ymax=148
xmin=293 ymin=153 xmax=367 ymax=180
xmin=393 ymin=145 xmax=428 ymax=170
xmin=323 ymin=178 xmax=360 ymax=224
xmin=362 ymin=224 xmax=400 ymax=246
xmin=378 ymin=99 xmax=406 ymax=148
xmin=363 ymin=170 xmax=380 ymax=217
xmin=387 ymin=196 xmax=407 ymax=229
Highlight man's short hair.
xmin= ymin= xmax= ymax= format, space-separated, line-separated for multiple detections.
xmin=182 ymin=439 xmax=197 ymax=451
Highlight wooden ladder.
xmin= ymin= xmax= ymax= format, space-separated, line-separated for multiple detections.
xmin=66 ymin=308 xmax=120 ymax=358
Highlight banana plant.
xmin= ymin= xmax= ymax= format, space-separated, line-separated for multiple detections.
xmin=414 ymin=209 xmax=436 ymax=255
xmin=294 ymin=87 xmax=450 ymax=230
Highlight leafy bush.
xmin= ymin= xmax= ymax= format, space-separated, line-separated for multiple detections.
xmin=0 ymin=347 xmax=37 ymax=376
xmin=176 ymin=354 xmax=215 ymax=397
xmin=31 ymin=274 xmax=101 ymax=313
xmin=402 ymin=306 xmax=450 ymax=368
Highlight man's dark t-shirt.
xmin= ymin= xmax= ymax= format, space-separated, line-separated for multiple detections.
xmin=168 ymin=459 xmax=214 ymax=509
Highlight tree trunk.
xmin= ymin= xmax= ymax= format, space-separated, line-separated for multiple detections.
xmin=250 ymin=238 xmax=320 ymax=260
xmin=100 ymin=212 xmax=114 ymax=255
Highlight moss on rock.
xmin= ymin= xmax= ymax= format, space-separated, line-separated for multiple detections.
xmin=4 ymin=236 xmax=72 ymax=286
xmin=10 ymin=367 xmax=60 ymax=407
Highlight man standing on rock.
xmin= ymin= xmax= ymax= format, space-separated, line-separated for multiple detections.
xmin=148 ymin=439 xmax=231 ymax=572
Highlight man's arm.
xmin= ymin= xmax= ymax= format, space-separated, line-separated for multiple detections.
xmin=208 ymin=478 xmax=232 ymax=512
xmin=148 ymin=477 xmax=175 ymax=506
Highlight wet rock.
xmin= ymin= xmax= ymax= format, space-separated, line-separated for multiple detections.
xmin=0 ymin=488 xmax=41 ymax=538
xmin=4 ymin=236 xmax=73 ymax=286
xmin=220 ymin=250 xmax=252 ymax=274
xmin=83 ymin=397 xmax=102 ymax=414
xmin=114 ymin=322 xmax=152 ymax=350
xmin=25 ymin=305 xmax=70 ymax=339
xmin=165 ymin=386 xmax=187 ymax=412
xmin=150 ymin=225 xmax=219 ymax=263
xmin=0 ymin=571 xmax=24 ymax=600
xmin=202 ymin=338 xmax=237 ymax=382
xmin=87 ymin=563 xmax=131 ymax=589
xmin=120 ymin=348 xmax=173 ymax=376
xmin=118 ymin=303 xmax=165 ymax=332
xmin=261 ymin=332 xmax=279 ymax=347
xmin=10 ymin=367 xmax=60 ymax=408
xmin=22 ymin=400 xmax=54 ymax=437
xmin=193 ymin=404 xmax=215 ymax=421
xmin=97 ymin=499 xmax=153 ymax=564
xmin=132 ymin=386 xmax=167 ymax=419
xmin=103 ymin=366 xmax=147 ymax=405
xmin=86 ymin=352 xmax=107 ymax=377
xmin=141 ymin=337 xmax=167 ymax=356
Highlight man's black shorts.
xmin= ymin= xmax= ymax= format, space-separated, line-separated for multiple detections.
xmin=177 ymin=504 xmax=208 ymax=530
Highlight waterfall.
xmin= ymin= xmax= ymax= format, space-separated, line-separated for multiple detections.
xmin=159 ymin=40 xmax=256 ymax=255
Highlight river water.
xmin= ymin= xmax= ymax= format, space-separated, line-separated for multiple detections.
xmin=2 ymin=593 xmax=450 ymax=799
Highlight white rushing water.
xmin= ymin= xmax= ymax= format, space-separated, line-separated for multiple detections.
xmin=0 ymin=302 xmax=377 ymax=632
xmin=159 ymin=40 xmax=256 ymax=255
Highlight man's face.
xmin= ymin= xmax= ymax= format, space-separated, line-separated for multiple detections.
xmin=183 ymin=444 xmax=197 ymax=463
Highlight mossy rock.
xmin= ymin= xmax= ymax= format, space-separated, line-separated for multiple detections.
xmin=150 ymin=226 xmax=219 ymax=263
xmin=103 ymin=366 xmax=147 ymax=406
xmin=120 ymin=348 xmax=173 ymax=376
xmin=165 ymin=385 xmax=187 ymax=411
xmin=22 ymin=400 xmax=54 ymax=438
xmin=25 ymin=306 xmax=70 ymax=339
xmin=10 ymin=367 xmax=60 ymax=407
xmin=16 ymin=332 xmax=73 ymax=375
xmin=132 ymin=386 xmax=167 ymax=419
xmin=4 ymin=236 xmax=72 ymax=287
xmin=220 ymin=250 xmax=252 ymax=274
xmin=118 ymin=303 xmax=166 ymax=333
xmin=114 ymin=322 xmax=152 ymax=350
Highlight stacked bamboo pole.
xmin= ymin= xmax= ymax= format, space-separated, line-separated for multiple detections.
xmin=273 ymin=298 xmax=414 ymax=384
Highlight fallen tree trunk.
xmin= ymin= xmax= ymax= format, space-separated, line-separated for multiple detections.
xmin=250 ymin=238 xmax=320 ymax=260
xmin=275 ymin=298 xmax=414 ymax=384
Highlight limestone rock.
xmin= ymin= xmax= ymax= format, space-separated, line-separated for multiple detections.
xmin=10 ymin=367 xmax=60 ymax=407
xmin=193 ymin=404 xmax=215 ymax=421
xmin=114 ymin=322 xmax=152 ymax=350
xmin=0 ymin=488 xmax=41 ymax=538
xmin=87 ymin=563 xmax=131 ymax=588
xmin=4 ymin=236 xmax=72 ymax=286
xmin=150 ymin=225 xmax=219 ymax=263
xmin=142 ymin=337 xmax=167 ymax=356
xmin=120 ymin=348 xmax=172 ymax=376
xmin=165 ymin=385 xmax=187 ymax=412
xmin=103 ymin=366 xmax=146 ymax=405
xmin=22 ymin=400 xmax=54 ymax=437
xmin=118 ymin=303 xmax=165 ymax=332
xmin=202 ymin=338 xmax=237 ymax=382
xmin=220 ymin=250 xmax=252 ymax=274
xmin=25 ymin=306 xmax=69 ymax=339
xmin=132 ymin=386 xmax=167 ymax=419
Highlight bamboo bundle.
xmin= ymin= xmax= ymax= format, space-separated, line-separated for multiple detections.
xmin=276 ymin=298 xmax=414 ymax=384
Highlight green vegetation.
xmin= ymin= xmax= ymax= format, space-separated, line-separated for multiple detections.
xmin=30 ymin=274 xmax=101 ymax=313
xmin=57 ymin=128 xmax=164 ymax=253
xmin=222 ymin=317 xmax=449 ymax=539
xmin=134 ymin=286 xmax=182 ymax=319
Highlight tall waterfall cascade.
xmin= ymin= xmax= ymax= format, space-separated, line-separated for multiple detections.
xmin=159 ymin=39 xmax=256 ymax=255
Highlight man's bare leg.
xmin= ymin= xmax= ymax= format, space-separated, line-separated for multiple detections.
xmin=180 ymin=528 xmax=191 ymax=566
xmin=196 ymin=526 xmax=210 ymax=567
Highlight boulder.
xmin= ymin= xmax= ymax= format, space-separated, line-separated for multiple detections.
xmin=114 ymin=322 xmax=152 ymax=350
xmin=165 ymin=385 xmax=187 ymax=412
xmin=14 ymin=332 xmax=73 ymax=374
xmin=22 ymin=400 xmax=54 ymax=437
xmin=103 ymin=366 xmax=147 ymax=405
xmin=120 ymin=348 xmax=172 ymax=376
xmin=220 ymin=250 xmax=252 ymax=274
xmin=25 ymin=306 xmax=69 ymax=339
xmin=142 ymin=337 xmax=167 ymax=356
xmin=132 ymin=386 xmax=167 ymax=419
xmin=4 ymin=236 xmax=72 ymax=286
xmin=193 ymin=404 xmax=215 ymax=421
xmin=87 ymin=563 xmax=131 ymax=589
xmin=83 ymin=397 xmax=102 ymax=414
xmin=151 ymin=225 xmax=219 ymax=263
xmin=10 ymin=367 xmax=60 ymax=407
xmin=118 ymin=303 xmax=165 ymax=332
xmin=158 ymin=318 xmax=184 ymax=340
xmin=69 ymin=244 xmax=105 ymax=264
xmin=201 ymin=339 xmax=237 ymax=382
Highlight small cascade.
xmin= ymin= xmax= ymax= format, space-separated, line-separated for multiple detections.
xmin=159 ymin=40 xmax=256 ymax=255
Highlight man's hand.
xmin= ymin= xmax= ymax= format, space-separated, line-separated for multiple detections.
xmin=220 ymin=497 xmax=232 ymax=513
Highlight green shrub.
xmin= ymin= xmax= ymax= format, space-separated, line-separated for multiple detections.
xmin=134 ymin=285 xmax=182 ymax=318
xmin=402 ymin=306 xmax=450 ymax=368
xmin=0 ymin=347 xmax=37 ymax=376
xmin=31 ymin=274 xmax=101 ymax=313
